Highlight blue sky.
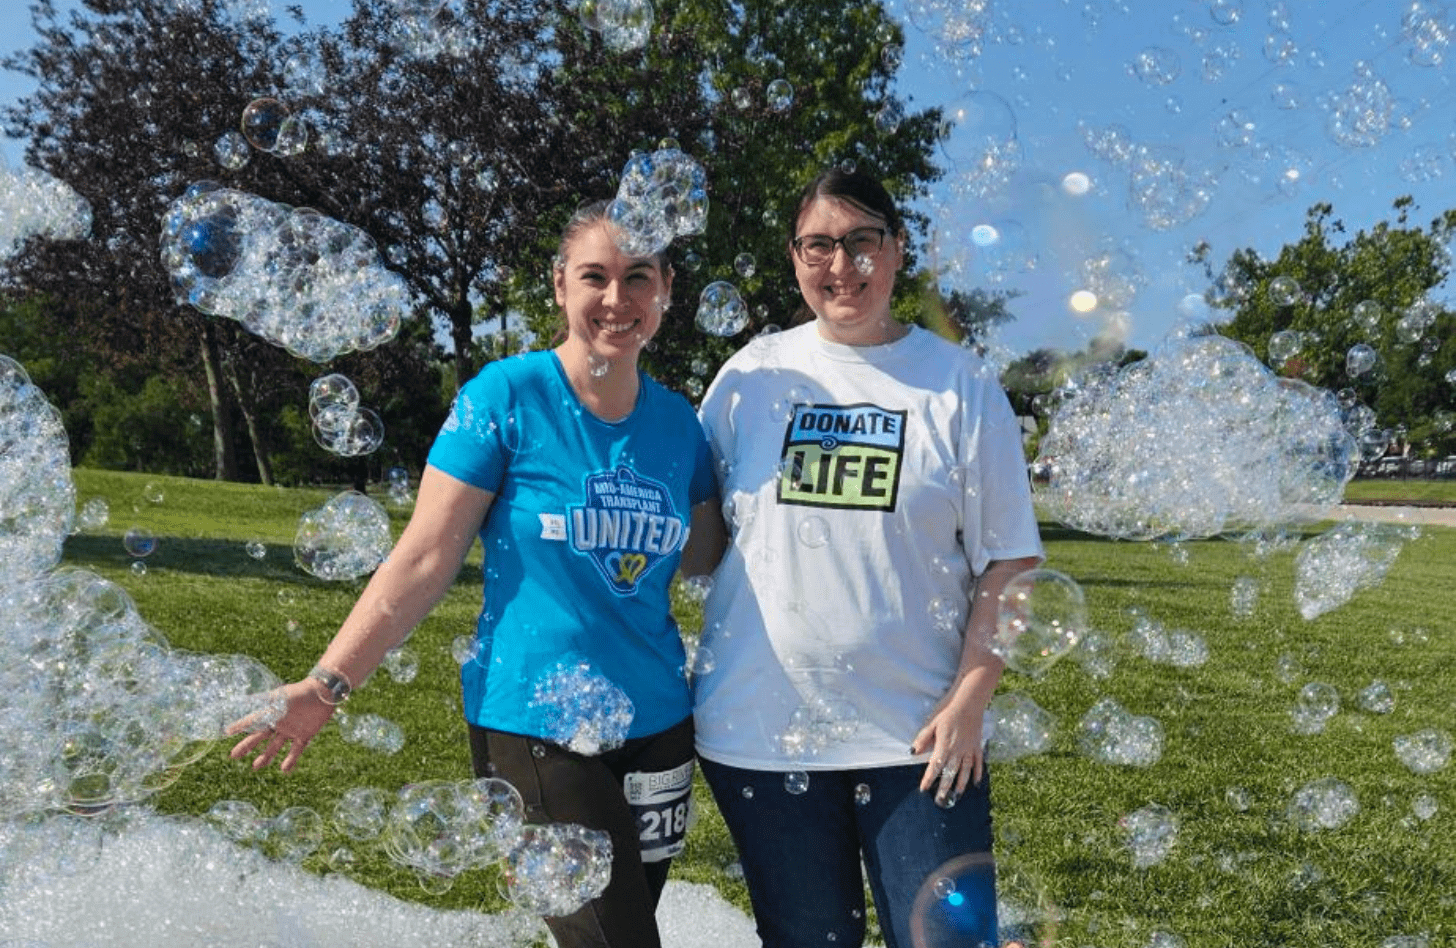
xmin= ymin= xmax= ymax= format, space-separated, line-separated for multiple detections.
xmin=3 ymin=0 xmax=1453 ymax=357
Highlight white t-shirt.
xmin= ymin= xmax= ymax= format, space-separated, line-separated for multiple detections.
xmin=694 ymin=323 xmax=1045 ymax=770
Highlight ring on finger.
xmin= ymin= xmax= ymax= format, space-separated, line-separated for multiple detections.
xmin=939 ymin=762 xmax=960 ymax=779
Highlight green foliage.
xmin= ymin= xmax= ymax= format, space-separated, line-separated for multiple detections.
xmin=55 ymin=469 xmax=1456 ymax=945
xmin=80 ymin=373 xmax=216 ymax=476
xmin=1209 ymin=199 xmax=1456 ymax=457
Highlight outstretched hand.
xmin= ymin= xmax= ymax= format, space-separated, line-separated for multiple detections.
xmin=226 ymin=679 xmax=337 ymax=773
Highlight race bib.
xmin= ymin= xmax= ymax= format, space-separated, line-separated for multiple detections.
xmin=624 ymin=760 xmax=695 ymax=863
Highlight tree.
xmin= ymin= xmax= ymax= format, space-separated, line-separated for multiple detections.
xmin=1 ymin=0 xmax=307 ymax=480
xmin=1201 ymin=198 xmax=1456 ymax=458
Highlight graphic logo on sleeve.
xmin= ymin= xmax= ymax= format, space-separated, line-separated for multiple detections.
xmin=569 ymin=466 xmax=687 ymax=596
xmin=778 ymin=403 xmax=906 ymax=511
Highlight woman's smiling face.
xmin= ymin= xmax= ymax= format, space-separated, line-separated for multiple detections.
xmin=554 ymin=222 xmax=671 ymax=361
xmin=791 ymin=195 xmax=903 ymax=346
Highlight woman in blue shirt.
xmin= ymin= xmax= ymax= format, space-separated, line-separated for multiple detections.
xmin=231 ymin=200 xmax=721 ymax=948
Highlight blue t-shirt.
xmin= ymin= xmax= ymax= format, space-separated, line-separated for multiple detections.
xmin=427 ymin=351 xmax=716 ymax=741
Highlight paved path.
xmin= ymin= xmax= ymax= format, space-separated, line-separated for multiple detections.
xmin=1325 ymin=504 xmax=1456 ymax=528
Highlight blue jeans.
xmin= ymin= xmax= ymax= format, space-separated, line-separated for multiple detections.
xmin=700 ymin=758 xmax=998 ymax=948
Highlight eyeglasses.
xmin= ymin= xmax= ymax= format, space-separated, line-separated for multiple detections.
xmin=790 ymin=226 xmax=887 ymax=266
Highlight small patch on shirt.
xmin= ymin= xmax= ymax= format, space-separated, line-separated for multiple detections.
xmin=539 ymin=513 xmax=566 ymax=540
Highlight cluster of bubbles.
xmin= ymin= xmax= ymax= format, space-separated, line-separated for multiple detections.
xmin=502 ymin=822 xmax=615 ymax=916
xmin=1123 ymin=611 xmax=1209 ymax=668
xmin=528 ymin=655 xmax=635 ymax=755
xmin=1392 ymin=729 xmax=1451 ymax=775
xmin=0 ymin=358 xmax=289 ymax=816
xmin=336 ymin=711 xmax=406 ymax=755
xmin=1293 ymin=521 xmax=1407 ymax=620
xmin=213 ymin=96 xmax=309 ymax=170
xmin=990 ymin=567 xmax=1087 ymax=677
xmin=385 ymin=465 xmax=413 ymax=505
xmin=1080 ymin=123 xmax=1215 ymax=231
xmin=309 ymin=374 xmax=385 ymax=457
xmin=293 ymin=490 xmax=394 ymax=581
xmin=696 ymin=281 xmax=750 ymax=337
xmin=0 ymin=158 xmax=91 ymax=260
xmin=160 ymin=182 xmax=410 ymax=362
xmin=984 ymin=692 xmax=1056 ymax=762
xmin=773 ymin=691 xmax=863 ymax=760
xmin=382 ymin=0 xmax=481 ymax=59
xmin=1076 ymin=697 xmax=1164 ymax=767
xmin=1287 ymin=777 xmax=1359 ymax=831
xmin=379 ymin=778 xmax=528 ymax=886
xmin=0 ymin=356 xmax=74 ymax=579
xmin=206 ymin=799 xmax=326 ymax=862
xmin=608 ymin=145 xmax=708 ymax=257
xmin=0 ymin=807 xmax=552 ymax=946
xmin=1289 ymin=682 xmax=1340 ymax=735
xmin=1120 ymin=804 xmax=1178 ymax=868
xmin=578 ymin=0 xmax=655 ymax=53
xmin=1034 ymin=334 xmax=1355 ymax=541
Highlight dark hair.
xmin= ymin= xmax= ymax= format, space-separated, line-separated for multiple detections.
xmin=790 ymin=168 xmax=906 ymax=243
xmin=554 ymin=198 xmax=671 ymax=275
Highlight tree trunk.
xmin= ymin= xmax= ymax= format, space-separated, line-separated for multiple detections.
xmin=220 ymin=348 xmax=274 ymax=486
xmin=199 ymin=320 xmax=239 ymax=481
xmin=450 ymin=300 xmax=475 ymax=391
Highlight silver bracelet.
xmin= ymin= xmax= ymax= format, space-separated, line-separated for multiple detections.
xmin=307 ymin=665 xmax=353 ymax=705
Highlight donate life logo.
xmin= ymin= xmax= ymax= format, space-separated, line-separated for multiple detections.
xmin=778 ymin=403 xmax=907 ymax=511
xmin=569 ymin=466 xmax=686 ymax=596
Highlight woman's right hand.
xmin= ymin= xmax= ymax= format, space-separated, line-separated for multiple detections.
xmin=225 ymin=678 xmax=338 ymax=773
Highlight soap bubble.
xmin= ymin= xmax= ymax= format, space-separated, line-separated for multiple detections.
xmin=1290 ymin=682 xmax=1339 ymax=734
xmin=240 ymin=97 xmax=291 ymax=152
xmin=783 ymin=771 xmax=810 ymax=795
xmin=293 ymin=490 xmax=394 ymax=581
xmin=1267 ymin=329 xmax=1302 ymax=366
xmin=382 ymin=646 xmax=419 ymax=684
xmin=908 ymin=853 xmax=997 ymax=948
xmin=213 ymin=130 xmax=250 ymax=170
xmin=1345 ymin=343 xmax=1378 ymax=377
xmin=766 ymin=78 xmax=794 ymax=112
xmin=1121 ymin=804 xmax=1178 ymax=867
xmin=1288 ymin=777 xmax=1359 ymax=830
xmin=1357 ymin=680 xmax=1395 ymax=714
xmin=1268 ymin=276 xmax=1302 ymax=307
xmin=123 ymin=527 xmax=158 ymax=558
xmin=260 ymin=806 xmax=325 ymax=862
xmin=580 ymin=0 xmax=655 ymax=53
xmin=75 ymin=497 xmax=110 ymax=532
xmin=991 ymin=568 xmax=1087 ymax=677
xmin=775 ymin=691 xmax=862 ymax=760
xmin=333 ymin=786 xmax=390 ymax=841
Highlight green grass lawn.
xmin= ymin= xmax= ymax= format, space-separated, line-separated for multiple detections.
xmin=1342 ymin=477 xmax=1456 ymax=505
xmin=60 ymin=469 xmax=1455 ymax=947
